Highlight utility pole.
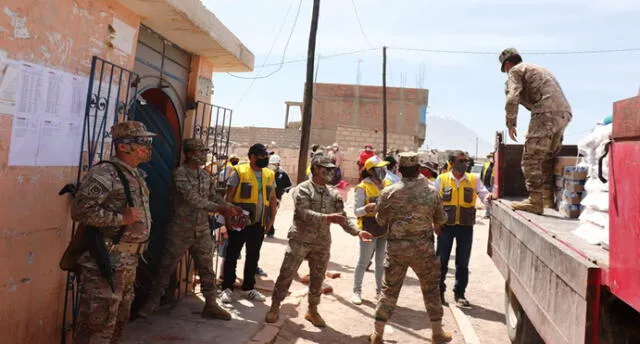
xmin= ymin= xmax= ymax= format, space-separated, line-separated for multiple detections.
xmin=382 ymin=46 xmax=388 ymax=156
xmin=297 ymin=0 xmax=320 ymax=183
xmin=475 ymin=136 xmax=479 ymax=159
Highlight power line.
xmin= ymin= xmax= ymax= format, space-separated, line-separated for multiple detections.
xmin=233 ymin=6 xmax=293 ymax=106
xmin=350 ymin=0 xmax=372 ymax=48
xmin=389 ymin=46 xmax=640 ymax=55
xmin=260 ymin=48 xmax=378 ymax=67
xmin=226 ymin=0 xmax=303 ymax=80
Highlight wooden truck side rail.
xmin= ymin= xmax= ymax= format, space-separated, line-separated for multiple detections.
xmin=488 ymin=137 xmax=604 ymax=344
xmin=490 ymin=200 xmax=601 ymax=344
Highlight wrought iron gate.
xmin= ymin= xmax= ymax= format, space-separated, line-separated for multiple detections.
xmin=192 ymin=101 xmax=233 ymax=159
xmin=60 ymin=56 xmax=140 ymax=343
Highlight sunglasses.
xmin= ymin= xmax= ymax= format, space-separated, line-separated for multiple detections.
xmin=457 ymin=159 xmax=469 ymax=163
xmin=115 ymin=137 xmax=153 ymax=146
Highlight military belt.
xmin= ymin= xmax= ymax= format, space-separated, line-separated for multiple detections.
xmin=105 ymin=241 xmax=143 ymax=255
xmin=387 ymin=233 xmax=433 ymax=242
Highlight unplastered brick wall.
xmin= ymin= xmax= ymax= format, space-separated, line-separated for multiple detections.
xmin=309 ymin=83 xmax=428 ymax=141
xmin=229 ymin=126 xmax=301 ymax=148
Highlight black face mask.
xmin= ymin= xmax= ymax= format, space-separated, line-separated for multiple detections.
xmin=453 ymin=161 xmax=468 ymax=173
xmin=256 ymin=157 xmax=269 ymax=168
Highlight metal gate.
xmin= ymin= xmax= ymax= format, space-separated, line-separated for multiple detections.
xmin=193 ymin=101 xmax=233 ymax=158
xmin=60 ymin=56 xmax=141 ymax=343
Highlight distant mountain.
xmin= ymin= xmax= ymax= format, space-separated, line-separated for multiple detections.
xmin=422 ymin=115 xmax=494 ymax=157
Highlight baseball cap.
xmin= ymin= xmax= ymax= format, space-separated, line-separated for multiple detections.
xmin=248 ymin=143 xmax=271 ymax=156
xmin=364 ymin=156 xmax=389 ymax=171
xmin=311 ymin=154 xmax=335 ymax=168
xmin=110 ymin=121 xmax=156 ymax=140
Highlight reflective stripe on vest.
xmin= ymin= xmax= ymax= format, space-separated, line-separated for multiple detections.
xmin=438 ymin=173 xmax=477 ymax=226
xmin=356 ymin=180 xmax=380 ymax=230
xmin=231 ymin=163 xmax=275 ymax=226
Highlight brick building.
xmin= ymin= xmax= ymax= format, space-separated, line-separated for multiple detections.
xmin=229 ymin=82 xmax=428 ymax=183
xmin=0 ymin=1 xmax=253 ymax=343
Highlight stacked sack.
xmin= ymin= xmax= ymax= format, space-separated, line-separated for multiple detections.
xmin=572 ymin=124 xmax=612 ymax=246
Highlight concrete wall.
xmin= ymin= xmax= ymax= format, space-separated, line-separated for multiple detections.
xmin=0 ymin=1 xmax=225 ymax=342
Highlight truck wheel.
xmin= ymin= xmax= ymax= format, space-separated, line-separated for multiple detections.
xmin=505 ymin=283 xmax=544 ymax=344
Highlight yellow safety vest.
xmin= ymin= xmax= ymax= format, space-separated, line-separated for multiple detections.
xmin=306 ymin=164 xmax=311 ymax=177
xmin=481 ymin=161 xmax=494 ymax=185
xmin=356 ymin=180 xmax=380 ymax=229
xmin=356 ymin=180 xmax=388 ymax=237
xmin=231 ymin=163 xmax=275 ymax=226
xmin=438 ymin=173 xmax=478 ymax=226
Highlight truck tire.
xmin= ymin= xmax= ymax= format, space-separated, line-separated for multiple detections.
xmin=505 ymin=283 xmax=544 ymax=344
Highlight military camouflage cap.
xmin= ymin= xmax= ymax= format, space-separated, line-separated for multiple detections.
xmin=311 ymin=153 xmax=336 ymax=168
xmin=110 ymin=121 xmax=156 ymax=139
xmin=182 ymin=138 xmax=209 ymax=152
xmin=499 ymin=47 xmax=521 ymax=72
xmin=398 ymin=152 xmax=419 ymax=167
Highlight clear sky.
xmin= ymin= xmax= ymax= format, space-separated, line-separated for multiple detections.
xmin=203 ymin=0 xmax=640 ymax=145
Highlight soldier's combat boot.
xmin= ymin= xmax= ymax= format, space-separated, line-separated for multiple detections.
xmin=304 ymin=306 xmax=326 ymax=327
xmin=265 ymin=301 xmax=280 ymax=323
xmin=431 ymin=320 xmax=453 ymax=344
xmin=202 ymin=292 xmax=231 ymax=320
xmin=511 ymin=192 xmax=543 ymax=215
xmin=542 ymin=188 xmax=555 ymax=209
xmin=369 ymin=320 xmax=385 ymax=343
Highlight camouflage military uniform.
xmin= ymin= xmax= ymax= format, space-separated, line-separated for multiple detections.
xmin=501 ymin=48 xmax=572 ymax=209
xmin=271 ymin=178 xmax=361 ymax=306
xmin=371 ymin=152 xmax=452 ymax=343
xmin=141 ymin=138 xmax=232 ymax=319
xmin=71 ymin=122 xmax=155 ymax=344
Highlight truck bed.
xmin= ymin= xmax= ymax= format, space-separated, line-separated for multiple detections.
xmin=499 ymin=198 xmax=609 ymax=268
xmin=489 ymin=198 xmax=604 ymax=344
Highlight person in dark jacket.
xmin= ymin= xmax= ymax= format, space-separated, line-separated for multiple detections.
xmin=266 ymin=154 xmax=292 ymax=237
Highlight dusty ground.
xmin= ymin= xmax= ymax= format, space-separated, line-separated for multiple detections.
xmin=121 ymin=188 xmax=510 ymax=344
xmin=272 ymin=190 xmax=510 ymax=344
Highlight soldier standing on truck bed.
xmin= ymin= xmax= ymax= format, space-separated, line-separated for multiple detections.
xmin=371 ymin=152 xmax=453 ymax=344
xmin=138 ymin=138 xmax=241 ymax=320
xmin=499 ymin=47 xmax=572 ymax=214
xmin=71 ymin=121 xmax=155 ymax=344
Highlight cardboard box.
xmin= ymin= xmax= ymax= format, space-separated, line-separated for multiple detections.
xmin=563 ymin=166 xmax=589 ymax=180
xmin=560 ymin=203 xmax=584 ymax=218
xmin=562 ymin=191 xmax=583 ymax=205
xmin=555 ymin=156 xmax=579 ymax=176
xmin=565 ymin=179 xmax=586 ymax=193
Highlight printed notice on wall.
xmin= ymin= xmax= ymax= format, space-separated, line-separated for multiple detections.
xmin=8 ymin=116 xmax=39 ymax=166
xmin=35 ymin=119 xmax=84 ymax=166
xmin=7 ymin=60 xmax=90 ymax=166
xmin=0 ymin=58 xmax=20 ymax=115
xmin=16 ymin=62 xmax=44 ymax=119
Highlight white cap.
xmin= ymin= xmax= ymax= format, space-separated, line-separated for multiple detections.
xmin=269 ymin=154 xmax=281 ymax=164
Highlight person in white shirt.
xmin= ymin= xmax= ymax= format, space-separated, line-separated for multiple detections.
xmin=434 ymin=151 xmax=492 ymax=307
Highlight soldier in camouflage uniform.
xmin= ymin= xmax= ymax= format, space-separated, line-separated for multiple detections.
xmin=265 ymin=154 xmax=372 ymax=327
xmin=139 ymin=138 xmax=241 ymax=320
xmin=370 ymin=152 xmax=453 ymax=344
xmin=499 ymin=47 xmax=572 ymax=214
xmin=71 ymin=121 xmax=155 ymax=344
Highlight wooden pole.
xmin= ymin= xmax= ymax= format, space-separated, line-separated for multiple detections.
xmin=297 ymin=0 xmax=320 ymax=183
xmin=382 ymin=46 xmax=388 ymax=156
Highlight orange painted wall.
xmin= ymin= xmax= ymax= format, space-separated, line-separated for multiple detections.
xmin=0 ymin=1 xmax=140 ymax=343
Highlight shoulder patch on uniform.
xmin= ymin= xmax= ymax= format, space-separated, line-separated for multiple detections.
xmin=83 ymin=178 xmax=109 ymax=197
